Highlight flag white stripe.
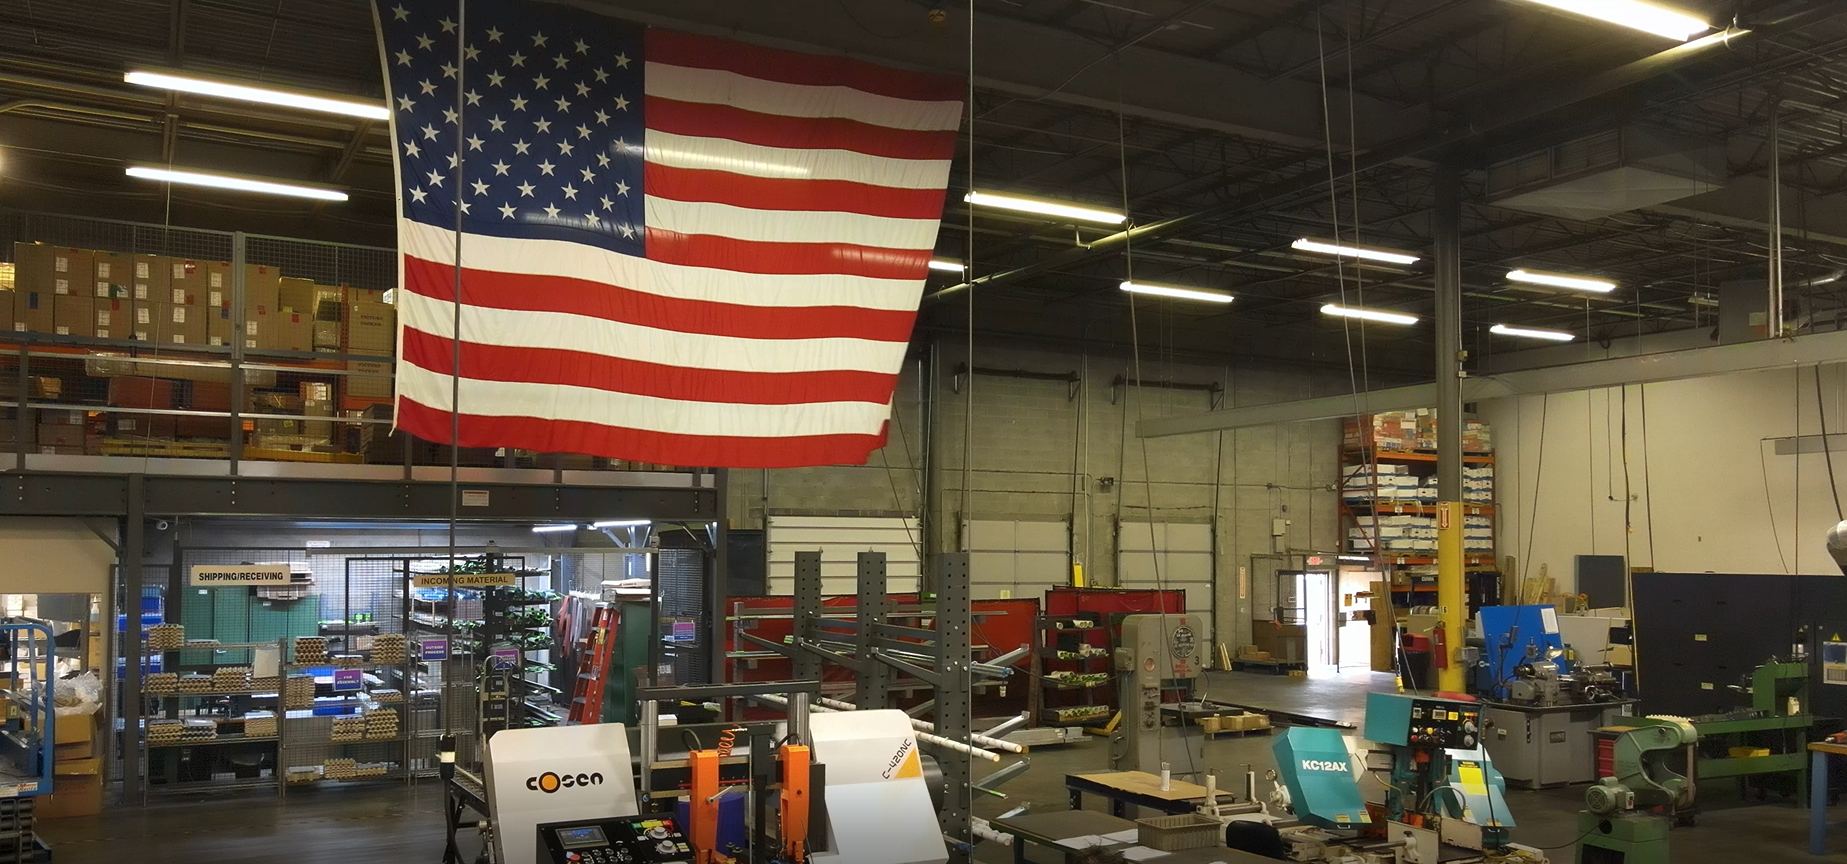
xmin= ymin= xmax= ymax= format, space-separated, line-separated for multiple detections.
xmin=644 ymin=196 xmax=941 ymax=249
xmin=396 ymin=289 xmax=907 ymax=374
xmin=645 ymin=62 xmax=963 ymax=132
xmin=644 ymin=130 xmax=951 ymax=189
xmin=398 ymin=364 xmax=893 ymax=438
xmin=401 ymin=221 xmax=924 ymax=311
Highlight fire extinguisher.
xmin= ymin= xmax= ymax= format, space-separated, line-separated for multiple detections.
xmin=1431 ymin=623 xmax=1450 ymax=670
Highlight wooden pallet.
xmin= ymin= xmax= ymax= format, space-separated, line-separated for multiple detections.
xmin=1203 ymin=726 xmax=1275 ymax=739
xmin=243 ymin=447 xmax=363 ymax=464
xmin=99 ymin=438 xmax=230 ymax=458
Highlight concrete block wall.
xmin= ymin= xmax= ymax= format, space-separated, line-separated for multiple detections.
xmin=726 ymin=341 xmax=1352 ymax=650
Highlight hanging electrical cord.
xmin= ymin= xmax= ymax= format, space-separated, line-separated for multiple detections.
xmin=1640 ymin=385 xmax=1657 ymax=570
xmin=1816 ymin=364 xmax=1843 ymax=521
xmin=1520 ymin=395 xmax=1550 ymax=588
xmin=1759 ymin=437 xmax=1793 ymax=574
xmin=960 ymin=0 xmax=976 ymax=541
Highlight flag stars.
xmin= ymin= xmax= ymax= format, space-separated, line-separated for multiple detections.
xmin=440 ymin=62 xmax=458 ymax=79
xmin=466 ymin=134 xmax=485 ymax=151
xmin=396 ymin=95 xmax=416 ymax=112
xmin=574 ymin=82 xmax=591 ymax=97
xmin=446 ymin=154 xmax=459 ymax=168
xmin=532 ymin=32 xmax=549 ymax=47
xmin=533 ymin=75 xmax=550 ymax=90
xmin=553 ymin=54 xmax=570 ymax=70
xmin=390 ymin=4 xmax=409 ymax=21
xmin=599 ymin=195 xmax=613 ymax=211
xmin=465 ymin=44 xmax=481 ymax=61
xmin=615 ymin=179 xmax=630 ymax=197
xmin=618 ymin=223 xmax=634 ymax=239
xmin=593 ymin=109 xmax=610 ymax=126
xmin=557 ymin=140 xmax=575 ymax=156
xmin=418 ymin=79 xmax=437 ymax=95
xmin=537 ymin=160 xmax=556 ymax=176
xmin=585 ymin=213 xmax=601 ymax=226
xmin=576 ymin=124 xmax=592 ymax=139
xmin=459 ymin=201 xmax=472 ymax=215
xmin=512 ymin=139 xmax=532 ymax=154
xmin=509 ymin=52 xmax=526 ymax=67
xmin=442 ymin=107 xmax=459 ymax=125
xmin=517 ymin=181 xmax=536 ymax=197
xmin=613 ymin=94 xmax=630 ymax=112
xmin=403 ymin=140 xmax=421 ymax=158
xmin=580 ymin=167 xmax=597 ymax=182
xmin=487 ymin=115 xmax=506 ymax=132
xmin=415 ymin=34 xmax=434 ymax=51
xmin=593 ymin=68 xmax=609 ymax=83
xmin=533 ymin=117 xmax=552 ymax=134
xmin=438 ymin=17 xmax=457 ymax=33
xmin=486 ymin=26 xmax=504 ymax=43
xmin=425 ymin=169 xmax=445 ymax=188
xmin=464 ymin=89 xmax=482 ymax=106
xmin=562 ymin=183 xmax=579 ymax=200
xmin=510 ymin=95 xmax=528 ymax=111
xmin=409 ymin=187 xmax=428 ymax=203
xmin=596 ymin=153 xmax=610 ymax=167
xmin=491 ymin=160 xmax=511 ymax=176
xmin=574 ymin=38 xmax=590 ymax=55
xmin=543 ymin=204 xmax=561 ymax=219
xmin=420 ymin=124 xmax=440 ymax=141
xmin=614 ymin=53 xmax=631 ymax=69
xmin=471 ymin=179 xmax=490 ymax=197
xmin=499 ymin=203 xmax=517 ymax=219
xmin=486 ymin=70 xmax=505 ymax=87
xmin=554 ymin=96 xmax=572 ymax=112
xmin=394 ymin=49 xmax=413 ymax=67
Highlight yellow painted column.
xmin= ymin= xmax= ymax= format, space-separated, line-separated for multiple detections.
xmin=1436 ymin=500 xmax=1465 ymax=692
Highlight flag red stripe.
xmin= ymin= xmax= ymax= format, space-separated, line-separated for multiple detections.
xmin=644 ymin=228 xmax=932 ymax=279
xmin=646 ymin=29 xmax=964 ymax=104
xmin=644 ymin=163 xmax=949 ymax=221
xmin=404 ymin=256 xmax=917 ymax=341
xmin=397 ymin=397 xmax=887 ymax=469
xmin=401 ymin=329 xmax=900 ymax=405
xmin=646 ymin=97 xmax=959 ymax=161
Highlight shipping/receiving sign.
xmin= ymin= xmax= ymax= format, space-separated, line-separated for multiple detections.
xmin=332 ymin=669 xmax=363 ymax=692
xmin=190 ymin=564 xmax=293 ymax=587
xmin=411 ymin=573 xmax=518 ymax=588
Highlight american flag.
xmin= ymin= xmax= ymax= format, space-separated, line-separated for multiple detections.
xmin=375 ymin=1 xmax=963 ymax=468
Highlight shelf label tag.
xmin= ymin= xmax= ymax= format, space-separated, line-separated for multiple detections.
xmin=332 ymin=669 xmax=363 ymax=692
xmin=420 ymin=639 xmax=450 ymax=661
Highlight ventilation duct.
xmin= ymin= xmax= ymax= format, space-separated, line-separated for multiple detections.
xmin=1485 ymin=126 xmax=1724 ymax=221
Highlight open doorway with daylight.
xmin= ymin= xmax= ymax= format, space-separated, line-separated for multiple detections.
xmin=1274 ymin=564 xmax=1338 ymax=670
xmin=1337 ymin=565 xmax=1382 ymax=670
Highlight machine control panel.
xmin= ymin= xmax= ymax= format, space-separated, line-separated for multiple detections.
xmin=1363 ymin=691 xmax=1481 ymax=749
xmin=537 ymin=816 xmax=692 ymax=864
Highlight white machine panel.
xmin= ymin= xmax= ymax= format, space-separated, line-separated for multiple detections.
xmin=809 ymin=710 xmax=949 ymax=864
xmin=485 ymin=724 xmax=639 ymax=864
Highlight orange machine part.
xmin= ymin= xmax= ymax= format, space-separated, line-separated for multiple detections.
xmin=689 ymin=749 xmax=720 ymax=864
xmin=779 ymin=744 xmax=811 ymax=863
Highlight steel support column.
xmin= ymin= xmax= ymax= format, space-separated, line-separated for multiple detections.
xmin=792 ymin=551 xmax=824 ymax=684
xmin=710 ymin=468 xmax=729 ymax=684
xmin=1434 ymin=166 xmax=1466 ymax=693
xmin=119 ymin=474 xmax=145 ymax=804
xmin=933 ymin=552 xmax=972 ymax=863
xmin=855 ymin=552 xmax=892 ymax=709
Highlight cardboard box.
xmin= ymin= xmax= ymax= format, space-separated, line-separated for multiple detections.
xmin=0 ymin=290 xmax=13 ymax=332
xmin=54 ymin=738 xmax=95 ymax=763
xmin=110 ymin=412 xmax=177 ymax=439
xmin=303 ymin=385 xmax=334 ymax=438
xmin=132 ymin=254 xmax=171 ymax=301
xmin=278 ymin=277 xmax=316 ymax=315
xmin=245 ymin=265 xmax=282 ymax=317
xmin=206 ymin=305 xmax=234 ymax=346
xmin=37 ymin=424 xmax=82 ymax=449
xmin=176 ymin=415 xmax=231 ymax=440
xmin=38 ymin=773 xmax=102 ymax=820
xmin=345 ymin=301 xmax=395 ymax=355
xmin=348 ymin=287 xmax=387 ymax=305
xmin=311 ymin=320 xmax=341 ymax=351
xmin=188 ymin=381 xmax=232 ymax=412
xmin=108 ymin=376 xmax=175 ymax=408
xmin=92 ymin=251 xmax=132 ymax=296
xmin=270 ymin=311 xmax=313 ymax=352
xmin=53 ymin=714 xmax=94 ymax=747
xmin=14 ymin=289 xmax=53 ymax=333
xmin=159 ymin=303 xmax=207 ymax=346
xmin=53 ymin=293 xmax=94 ymax=337
xmin=347 ymin=360 xmax=393 ymax=399
xmin=13 ymin=243 xmax=89 ymax=298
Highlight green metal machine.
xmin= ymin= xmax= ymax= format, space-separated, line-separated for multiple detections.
xmin=1682 ymin=661 xmax=1811 ymax=801
xmin=1577 ymin=718 xmax=1697 ymax=864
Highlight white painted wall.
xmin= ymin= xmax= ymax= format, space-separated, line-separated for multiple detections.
xmin=1481 ymin=362 xmax=1847 ymax=588
xmin=0 ymin=518 xmax=116 ymax=595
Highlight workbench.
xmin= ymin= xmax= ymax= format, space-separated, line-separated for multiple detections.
xmin=1066 ymin=770 xmax=1237 ymax=817
xmin=1809 ymin=741 xmax=1847 ymax=855
xmin=990 ymin=809 xmax=1269 ymax=864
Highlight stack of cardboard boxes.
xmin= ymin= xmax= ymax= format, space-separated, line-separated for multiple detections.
xmin=1342 ymin=411 xmax=1494 ymax=453
xmin=40 ymin=712 xmax=101 ymax=819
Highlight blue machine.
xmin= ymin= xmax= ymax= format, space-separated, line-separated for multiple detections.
xmin=1271 ymin=728 xmax=1370 ymax=829
xmin=1365 ymin=692 xmax=1514 ymax=843
xmin=1478 ymin=605 xmax=1569 ymax=700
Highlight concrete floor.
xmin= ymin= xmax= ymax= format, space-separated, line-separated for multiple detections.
xmin=32 ymin=670 xmax=1846 ymax=863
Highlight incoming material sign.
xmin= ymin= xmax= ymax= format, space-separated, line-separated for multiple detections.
xmin=410 ymin=573 xmax=518 ymax=589
xmin=190 ymin=564 xmax=294 ymax=587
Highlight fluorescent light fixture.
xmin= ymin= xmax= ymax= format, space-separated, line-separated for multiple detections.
xmin=1292 ymin=238 xmax=1420 ymax=266
xmin=964 ymin=190 xmax=1126 ymax=225
xmin=1491 ymin=323 xmax=1576 ymax=342
xmin=1506 ymin=269 xmax=1616 ymax=293
xmin=531 ymin=523 xmax=579 ymax=533
xmin=1688 ymin=294 xmax=1718 ymax=308
xmin=126 ymin=166 xmax=349 ymax=201
xmin=1338 ymin=555 xmax=1372 ymax=563
xmin=1321 ymin=303 xmax=1418 ymax=326
xmin=928 ymin=259 xmax=966 ymax=273
xmin=1516 ymin=0 xmax=1711 ymax=41
xmin=591 ymin=519 xmax=651 ymax=528
xmin=125 ymin=70 xmax=389 ymax=120
xmin=1119 ymin=281 xmax=1234 ymax=304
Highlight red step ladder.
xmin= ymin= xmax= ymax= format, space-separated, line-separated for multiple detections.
xmin=567 ymin=605 xmax=617 ymax=724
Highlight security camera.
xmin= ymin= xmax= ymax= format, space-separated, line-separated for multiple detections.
xmin=154 ymin=520 xmax=171 ymax=532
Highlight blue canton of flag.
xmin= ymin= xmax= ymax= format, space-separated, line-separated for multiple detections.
xmin=378 ymin=1 xmax=646 ymax=257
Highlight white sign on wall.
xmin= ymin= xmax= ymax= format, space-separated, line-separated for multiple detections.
xmin=189 ymin=564 xmax=293 ymax=586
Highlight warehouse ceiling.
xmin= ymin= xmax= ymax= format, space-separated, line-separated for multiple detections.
xmin=3 ymin=0 xmax=1847 ymax=379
